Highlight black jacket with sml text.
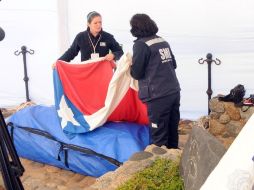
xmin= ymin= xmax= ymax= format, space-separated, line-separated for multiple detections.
xmin=131 ymin=35 xmax=180 ymax=102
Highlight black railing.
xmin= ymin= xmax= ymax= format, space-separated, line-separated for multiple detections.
xmin=198 ymin=53 xmax=221 ymax=114
xmin=14 ymin=46 xmax=34 ymax=102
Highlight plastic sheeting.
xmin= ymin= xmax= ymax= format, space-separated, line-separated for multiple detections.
xmin=7 ymin=105 xmax=150 ymax=177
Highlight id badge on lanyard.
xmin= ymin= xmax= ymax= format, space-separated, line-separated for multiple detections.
xmin=91 ymin=53 xmax=99 ymax=59
xmin=88 ymin=33 xmax=101 ymax=60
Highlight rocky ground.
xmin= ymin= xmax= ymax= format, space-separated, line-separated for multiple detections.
xmin=0 ymin=107 xmax=193 ymax=190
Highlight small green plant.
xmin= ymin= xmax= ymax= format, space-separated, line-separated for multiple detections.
xmin=117 ymin=158 xmax=184 ymax=190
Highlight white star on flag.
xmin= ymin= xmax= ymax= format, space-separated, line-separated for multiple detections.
xmin=57 ymin=96 xmax=80 ymax=129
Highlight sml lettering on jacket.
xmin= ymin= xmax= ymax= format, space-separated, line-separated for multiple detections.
xmin=159 ymin=48 xmax=172 ymax=63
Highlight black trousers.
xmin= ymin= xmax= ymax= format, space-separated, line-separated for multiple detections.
xmin=146 ymin=92 xmax=180 ymax=149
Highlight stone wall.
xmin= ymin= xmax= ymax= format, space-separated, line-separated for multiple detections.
xmin=209 ymin=98 xmax=254 ymax=148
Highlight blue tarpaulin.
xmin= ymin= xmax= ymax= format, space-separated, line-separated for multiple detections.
xmin=8 ymin=105 xmax=150 ymax=177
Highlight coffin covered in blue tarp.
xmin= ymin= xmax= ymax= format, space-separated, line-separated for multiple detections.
xmin=7 ymin=105 xmax=150 ymax=177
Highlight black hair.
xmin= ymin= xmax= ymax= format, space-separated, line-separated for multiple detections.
xmin=87 ymin=11 xmax=101 ymax=23
xmin=130 ymin=14 xmax=158 ymax=38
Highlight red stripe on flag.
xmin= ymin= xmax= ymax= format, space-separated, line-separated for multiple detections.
xmin=56 ymin=60 xmax=149 ymax=125
xmin=56 ymin=60 xmax=113 ymax=115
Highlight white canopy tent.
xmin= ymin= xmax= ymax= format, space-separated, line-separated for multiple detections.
xmin=0 ymin=0 xmax=253 ymax=119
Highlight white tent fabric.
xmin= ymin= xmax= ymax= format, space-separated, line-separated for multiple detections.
xmin=201 ymin=114 xmax=254 ymax=190
xmin=0 ymin=1 xmax=58 ymax=106
xmin=0 ymin=0 xmax=254 ymax=119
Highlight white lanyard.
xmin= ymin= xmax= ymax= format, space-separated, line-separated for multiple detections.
xmin=88 ymin=33 xmax=101 ymax=53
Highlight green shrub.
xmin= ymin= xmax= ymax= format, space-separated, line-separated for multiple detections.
xmin=117 ymin=158 xmax=184 ymax=190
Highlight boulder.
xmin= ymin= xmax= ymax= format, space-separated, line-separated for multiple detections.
xmin=180 ymin=126 xmax=226 ymax=190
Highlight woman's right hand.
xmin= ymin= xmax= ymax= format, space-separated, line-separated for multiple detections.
xmin=52 ymin=62 xmax=56 ymax=69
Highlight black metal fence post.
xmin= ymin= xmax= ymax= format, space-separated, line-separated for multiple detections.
xmin=198 ymin=53 xmax=221 ymax=114
xmin=14 ymin=46 xmax=34 ymax=102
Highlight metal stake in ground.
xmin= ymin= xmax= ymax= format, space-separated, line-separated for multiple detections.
xmin=198 ymin=53 xmax=221 ymax=114
xmin=14 ymin=46 xmax=34 ymax=102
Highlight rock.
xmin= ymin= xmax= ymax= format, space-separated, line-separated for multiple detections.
xmin=219 ymin=113 xmax=230 ymax=124
xmin=179 ymin=134 xmax=189 ymax=149
xmin=180 ymin=126 xmax=226 ymax=190
xmin=179 ymin=119 xmax=193 ymax=135
xmin=209 ymin=119 xmax=226 ymax=136
xmin=221 ymin=137 xmax=235 ymax=149
xmin=195 ymin=116 xmax=209 ymax=129
xmin=225 ymin=120 xmax=245 ymax=137
xmin=151 ymin=146 xmax=167 ymax=155
xmin=179 ymin=119 xmax=193 ymax=125
xmin=224 ymin=103 xmax=241 ymax=121
xmin=209 ymin=98 xmax=225 ymax=113
xmin=240 ymin=106 xmax=254 ymax=121
xmin=129 ymin=151 xmax=153 ymax=161
xmin=209 ymin=111 xmax=220 ymax=120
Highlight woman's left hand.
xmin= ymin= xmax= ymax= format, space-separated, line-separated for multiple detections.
xmin=104 ymin=53 xmax=115 ymax=61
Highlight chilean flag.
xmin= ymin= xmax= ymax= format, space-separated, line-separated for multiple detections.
xmin=53 ymin=53 xmax=149 ymax=138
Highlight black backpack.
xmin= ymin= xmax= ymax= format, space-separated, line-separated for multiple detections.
xmin=218 ymin=84 xmax=245 ymax=104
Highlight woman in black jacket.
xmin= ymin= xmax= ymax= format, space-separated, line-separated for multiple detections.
xmin=129 ymin=13 xmax=181 ymax=149
xmin=59 ymin=11 xmax=123 ymax=62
